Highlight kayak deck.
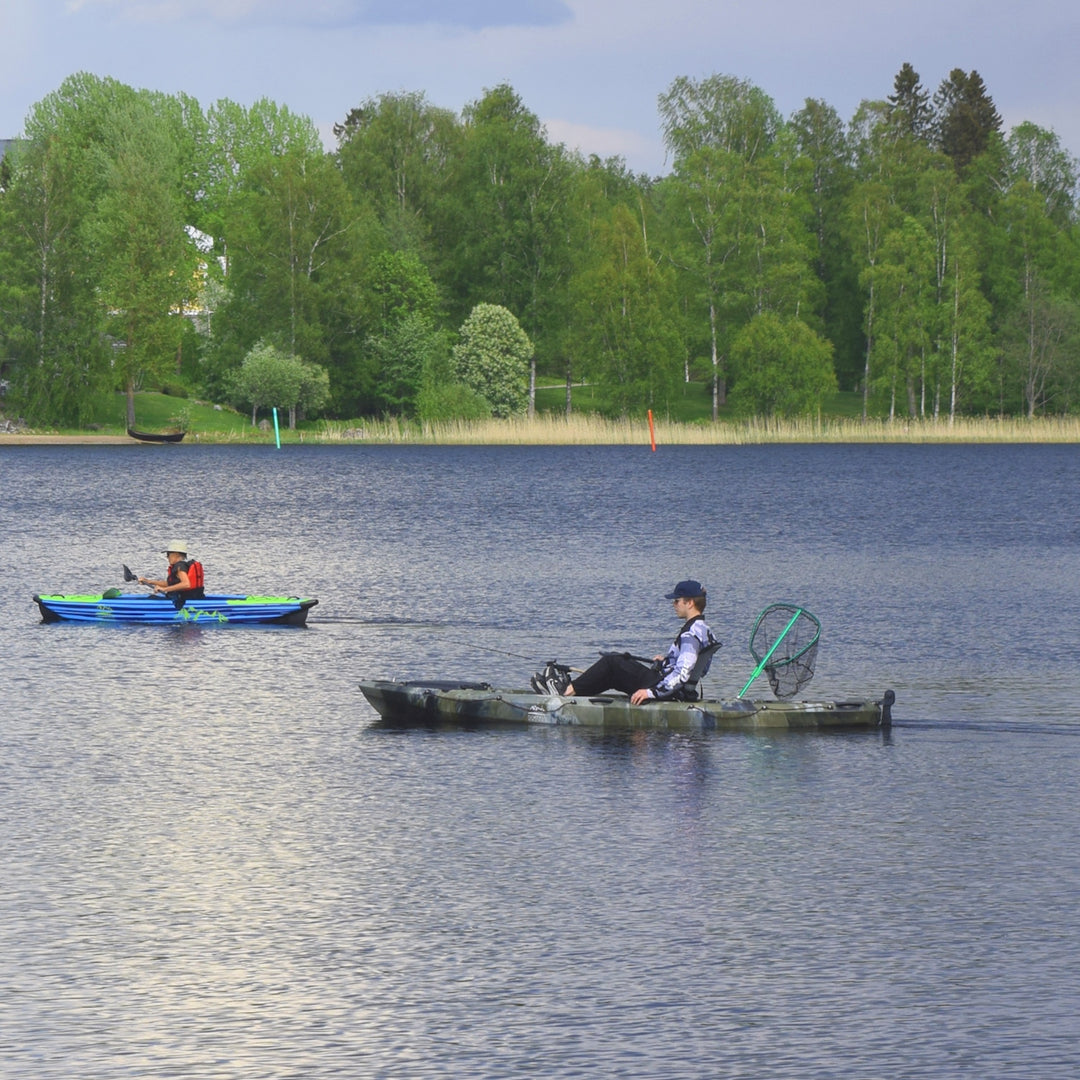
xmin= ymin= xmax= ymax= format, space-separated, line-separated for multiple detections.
xmin=34 ymin=592 xmax=318 ymax=626
xmin=359 ymin=679 xmax=894 ymax=733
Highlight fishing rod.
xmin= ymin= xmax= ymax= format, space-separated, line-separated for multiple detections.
xmin=310 ymin=610 xmax=624 ymax=673
xmin=435 ymin=637 xmax=592 ymax=672
xmin=313 ymin=618 xmax=592 ymax=671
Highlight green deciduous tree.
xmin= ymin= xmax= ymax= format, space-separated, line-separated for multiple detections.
xmin=331 ymin=249 xmax=443 ymax=417
xmin=440 ymin=83 xmax=575 ymax=356
xmin=234 ymin=340 xmax=304 ymax=425
xmin=451 ymin=303 xmax=533 ymax=417
xmin=868 ymin=214 xmax=935 ymax=417
xmin=548 ymin=153 xmax=651 ymax=414
xmin=991 ymin=179 xmax=1080 ymax=415
xmin=203 ymin=128 xmax=369 ymax=412
xmin=0 ymin=74 xmax=198 ymax=427
xmin=366 ymin=312 xmax=448 ymax=417
xmin=729 ymin=312 xmax=836 ymax=416
xmin=1005 ymin=122 xmax=1078 ymax=225
xmin=659 ymin=74 xmax=781 ymax=162
xmin=233 ymin=340 xmax=329 ymax=427
xmin=334 ymin=90 xmax=460 ymax=255
xmin=0 ymin=115 xmax=110 ymax=425
xmin=91 ymin=91 xmax=199 ymax=428
xmin=571 ymin=201 xmax=683 ymax=415
xmin=197 ymin=100 xmax=363 ymax=397
xmin=659 ymin=74 xmax=785 ymax=418
xmin=790 ymin=98 xmax=861 ymax=387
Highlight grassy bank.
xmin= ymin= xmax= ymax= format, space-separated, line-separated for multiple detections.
xmin=8 ymin=390 xmax=1080 ymax=444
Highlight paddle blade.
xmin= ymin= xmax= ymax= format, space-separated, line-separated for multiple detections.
xmin=123 ymin=564 xmax=137 ymax=582
xmin=747 ymin=603 xmax=821 ymax=699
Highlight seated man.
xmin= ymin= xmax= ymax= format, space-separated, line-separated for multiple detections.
xmin=532 ymin=579 xmax=718 ymax=704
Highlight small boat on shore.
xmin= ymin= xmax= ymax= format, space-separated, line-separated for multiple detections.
xmin=127 ymin=427 xmax=185 ymax=443
xmin=34 ymin=592 xmax=317 ymax=626
xmin=358 ymin=678 xmax=894 ymax=733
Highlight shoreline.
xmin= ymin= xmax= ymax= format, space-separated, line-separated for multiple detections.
xmin=0 ymin=434 xmax=134 ymax=444
xmin=4 ymin=414 xmax=1080 ymax=446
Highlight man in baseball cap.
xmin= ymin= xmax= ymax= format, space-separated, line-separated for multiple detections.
xmin=665 ymin=579 xmax=706 ymax=601
xmin=532 ymin=579 xmax=719 ymax=704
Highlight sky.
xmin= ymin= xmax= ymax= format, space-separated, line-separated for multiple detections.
xmin=2 ymin=0 xmax=1079 ymax=175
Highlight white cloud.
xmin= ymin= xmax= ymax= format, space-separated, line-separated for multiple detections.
xmin=63 ymin=0 xmax=573 ymax=28
xmin=543 ymin=118 xmax=663 ymax=171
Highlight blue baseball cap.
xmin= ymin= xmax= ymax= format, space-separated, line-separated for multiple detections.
xmin=665 ymin=579 xmax=705 ymax=599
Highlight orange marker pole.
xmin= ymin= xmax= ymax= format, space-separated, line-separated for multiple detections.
xmin=647 ymin=409 xmax=657 ymax=452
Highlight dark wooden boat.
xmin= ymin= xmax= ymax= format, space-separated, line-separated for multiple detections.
xmin=127 ymin=427 xmax=185 ymax=443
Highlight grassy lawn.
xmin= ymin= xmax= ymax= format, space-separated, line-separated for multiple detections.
xmin=82 ymin=392 xmax=263 ymax=439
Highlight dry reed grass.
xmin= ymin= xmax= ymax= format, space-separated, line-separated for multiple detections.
xmin=312 ymin=414 xmax=1080 ymax=446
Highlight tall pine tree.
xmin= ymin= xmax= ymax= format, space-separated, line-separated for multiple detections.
xmin=933 ymin=69 xmax=1002 ymax=171
xmin=887 ymin=63 xmax=933 ymax=142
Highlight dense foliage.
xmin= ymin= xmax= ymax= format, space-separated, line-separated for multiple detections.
xmin=1 ymin=66 xmax=1078 ymax=426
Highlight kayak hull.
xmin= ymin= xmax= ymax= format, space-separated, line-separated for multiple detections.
xmin=358 ymin=679 xmax=894 ymax=733
xmin=34 ymin=592 xmax=317 ymax=626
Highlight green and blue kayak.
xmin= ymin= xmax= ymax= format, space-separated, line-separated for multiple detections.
xmin=358 ymin=678 xmax=894 ymax=733
xmin=34 ymin=592 xmax=318 ymax=626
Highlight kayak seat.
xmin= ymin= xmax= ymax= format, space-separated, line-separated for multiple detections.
xmin=671 ymin=640 xmax=723 ymax=702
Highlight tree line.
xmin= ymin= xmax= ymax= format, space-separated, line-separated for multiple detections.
xmin=0 ymin=64 xmax=1078 ymax=428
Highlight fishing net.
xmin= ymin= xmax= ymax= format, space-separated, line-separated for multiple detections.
xmin=748 ymin=603 xmax=821 ymax=699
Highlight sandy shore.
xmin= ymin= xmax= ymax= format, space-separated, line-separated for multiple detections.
xmin=0 ymin=434 xmax=134 ymax=444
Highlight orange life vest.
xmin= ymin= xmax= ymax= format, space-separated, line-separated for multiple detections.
xmin=167 ymin=558 xmax=205 ymax=595
xmin=185 ymin=559 xmax=205 ymax=591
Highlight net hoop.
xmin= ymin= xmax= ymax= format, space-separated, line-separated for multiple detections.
xmin=745 ymin=602 xmax=821 ymax=700
xmin=748 ymin=603 xmax=821 ymax=667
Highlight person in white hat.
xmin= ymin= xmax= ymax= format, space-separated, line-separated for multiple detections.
xmin=138 ymin=540 xmax=206 ymax=604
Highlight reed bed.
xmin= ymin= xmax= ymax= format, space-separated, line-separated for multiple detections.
xmin=311 ymin=413 xmax=1080 ymax=446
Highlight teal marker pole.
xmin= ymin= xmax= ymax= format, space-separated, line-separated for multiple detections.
xmin=272 ymin=407 xmax=281 ymax=449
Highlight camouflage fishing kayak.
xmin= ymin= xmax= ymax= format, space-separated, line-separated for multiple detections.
xmin=359 ymin=679 xmax=894 ymax=733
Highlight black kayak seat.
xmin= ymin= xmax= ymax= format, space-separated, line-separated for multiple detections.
xmin=676 ymin=639 xmax=723 ymax=701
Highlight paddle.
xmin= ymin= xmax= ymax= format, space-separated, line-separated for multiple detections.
xmin=737 ymin=603 xmax=820 ymax=699
xmin=123 ymin=564 xmax=166 ymax=596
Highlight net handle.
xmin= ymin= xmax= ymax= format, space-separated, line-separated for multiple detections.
xmin=737 ymin=606 xmax=803 ymax=699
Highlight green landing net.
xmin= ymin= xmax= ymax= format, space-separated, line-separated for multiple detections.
xmin=743 ymin=603 xmax=821 ymax=700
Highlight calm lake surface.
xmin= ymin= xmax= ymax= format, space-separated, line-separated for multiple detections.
xmin=2 ymin=442 xmax=1079 ymax=1078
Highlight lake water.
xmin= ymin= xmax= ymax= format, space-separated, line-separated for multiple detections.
xmin=2 ymin=442 xmax=1079 ymax=1078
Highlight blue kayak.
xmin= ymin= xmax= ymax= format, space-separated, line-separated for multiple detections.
xmin=34 ymin=592 xmax=318 ymax=626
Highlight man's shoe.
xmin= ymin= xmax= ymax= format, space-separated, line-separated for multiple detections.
xmin=532 ymin=662 xmax=570 ymax=695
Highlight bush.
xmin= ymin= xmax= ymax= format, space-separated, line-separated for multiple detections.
xmin=416 ymin=381 xmax=493 ymax=422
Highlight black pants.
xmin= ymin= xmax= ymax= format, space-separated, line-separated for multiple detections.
xmin=572 ymin=653 xmax=660 ymax=697
xmin=170 ymin=588 xmax=206 ymax=609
